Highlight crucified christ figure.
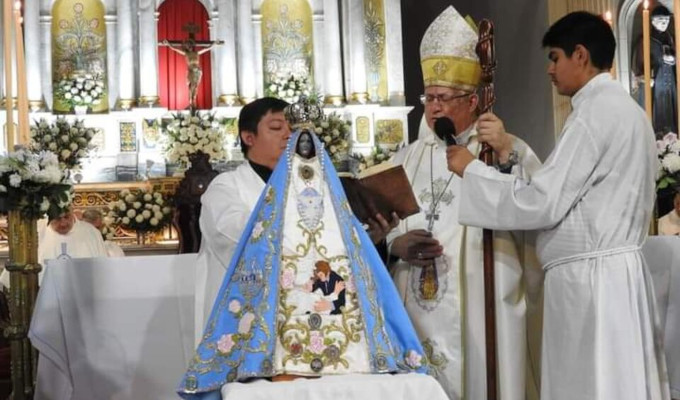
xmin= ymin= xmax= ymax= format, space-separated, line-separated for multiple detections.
xmin=160 ymin=23 xmax=223 ymax=111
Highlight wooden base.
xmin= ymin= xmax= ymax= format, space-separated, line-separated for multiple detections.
xmin=271 ymin=374 xmax=319 ymax=382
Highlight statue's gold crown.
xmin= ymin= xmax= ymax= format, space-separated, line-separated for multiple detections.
xmin=284 ymin=95 xmax=324 ymax=129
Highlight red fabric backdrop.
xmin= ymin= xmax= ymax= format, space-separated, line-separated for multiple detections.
xmin=157 ymin=0 xmax=213 ymax=110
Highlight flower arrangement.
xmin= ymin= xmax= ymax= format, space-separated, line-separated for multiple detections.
xmin=657 ymin=132 xmax=680 ymax=189
xmin=0 ymin=149 xmax=73 ymax=219
xmin=106 ymin=188 xmax=173 ymax=233
xmin=161 ymin=112 xmax=227 ymax=167
xmin=54 ymin=73 xmax=105 ymax=108
xmin=313 ymin=112 xmax=351 ymax=167
xmin=100 ymin=213 xmax=117 ymax=240
xmin=350 ymin=145 xmax=401 ymax=174
xmin=29 ymin=117 xmax=97 ymax=171
xmin=265 ymin=74 xmax=313 ymax=103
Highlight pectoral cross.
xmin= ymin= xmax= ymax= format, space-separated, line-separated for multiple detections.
xmin=425 ymin=208 xmax=439 ymax=232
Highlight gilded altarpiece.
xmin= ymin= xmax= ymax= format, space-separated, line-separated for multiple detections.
xmin=51 ymin=0 xmax=109 ymax=113
xmin=261 ymin=0 xmax=315 ymax=87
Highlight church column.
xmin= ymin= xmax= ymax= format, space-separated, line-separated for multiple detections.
xmin=24 ymin=0 xmax=43 ymax=111
xmin=323 ymin=0 xmax=344 ymax=105
xmin=138 ymin=0 xmax=159 ymax=106
xmin=344 ymin=0 xmax=368 ymax=104
xmin=105 ymin=15 xmax=119 ymax=111
xmin=237 ymin=0 xmax=256 ymax=103
xmin=216 ymin=0 xmax=238 ymax=106
xmin=39 ymin=14 xmax=52 ymax=109
xmin=384 ymin=0 xmax=405 ymax=105
xmin=116 ymin=0 xmax=135 ymax=110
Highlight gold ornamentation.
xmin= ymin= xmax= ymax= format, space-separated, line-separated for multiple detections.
xmin=355 ymin=116 xmax=371 ymax=144
xmin=116 ymin=98 xmax=136 ymax=110
xmin=376 ymin=119 xmax=404 ymax=144
xmin=350 ymin=92 xmax=369 ymax=104
xmin=218 ymin=94 xmax=241 ymax=106
xmin=139 ymin=95 xmax=160 ymax=107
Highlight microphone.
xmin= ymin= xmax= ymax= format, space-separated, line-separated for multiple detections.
xmin=434 ymin=117 xmax=457 ymax=146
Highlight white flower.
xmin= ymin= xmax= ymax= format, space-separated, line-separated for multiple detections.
xmin=150 ymin=218 xmax=159 ymax=226
xmin=0 ymin=185 xmax=6 ymax=192
xmin=133 ymin=201 xmax=142 ymax=209
xmin=122 ymin=217 xmax=130 ymax=224
xmin=69 ymin=142 xmax=78 ymax=151
xmin=135 ymin=215 xmax=144 ymax=223
xmin=142 ymin=210 xmax=151 ymax=219
xmin=662 ymin=153 xmax=680 ymax=174
xmin=61 ymin=149 xmax=71 ymax=159
xmin=127 ymin=209 xmax=136 ymax=218
xmin=143 ymin=193 xmax=152 ymax=201
xmin=9 ymin=173 xmax=21 ymax=187
xmin=40 ymin=198 xmax=50 ymax=211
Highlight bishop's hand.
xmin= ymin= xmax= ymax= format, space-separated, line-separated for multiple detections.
xmin=477 ymin=112 xmax=514 ymax=163
xmin=446 ymin=145 xmax=475 ymax=177
xmin=391 ymin=229 xmax=443 ymax=267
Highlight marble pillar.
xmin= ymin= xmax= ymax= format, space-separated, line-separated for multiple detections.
xmin=343 ymin=0 xmax=368 ymax=104
xmin=116 ymin=0 xmax=135 ymax=109
xmin=105 ymin=15 xmax=118 ymax=111
xmin=322 ymin=0 xmax=344 ymax=105
xmin=39 ymin=14 xmax=52 ymax=110
xmin=138 ymin=0 xmax=159 ymax=106
xmin=237 ymin=0 xmax=257 ymax=103
xmin=24 ymin=0 xmax=43 ymax=110
xmin=216 ymin=0 xmax=239 ymax=105
xmin=384 ymin=0 xmax=405 ymax=105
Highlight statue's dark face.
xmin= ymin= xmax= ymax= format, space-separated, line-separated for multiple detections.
xmin=297 ymin=132 xmax=313 ymax=158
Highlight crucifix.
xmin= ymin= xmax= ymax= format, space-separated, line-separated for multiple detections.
xmin=159 ymin=23 xmax=224 ymax=112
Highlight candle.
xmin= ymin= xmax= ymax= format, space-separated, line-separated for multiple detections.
xmin=3 ymin=0 xmax=14 ymax=151
xmin=642 ymin=0 xmax=653 ymax=120
xmin=604 ymin=10 xmax=617 ymax=79
xmin=14 ymin=0 xmax=29 ymax=146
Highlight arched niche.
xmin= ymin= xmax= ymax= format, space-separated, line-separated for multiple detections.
xmin=260 ymin=0 xmax=315 ymax=91
xmin=51 ymin=0 xmax=109 ymax=114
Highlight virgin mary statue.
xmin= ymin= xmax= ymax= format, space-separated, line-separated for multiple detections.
xmin=178 ymin=111 xmax=427 ymax=399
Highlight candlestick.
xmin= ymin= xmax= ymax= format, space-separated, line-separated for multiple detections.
xmin=643 ymin=0 xmax=653 ymax=120
xmin=675 ymin=0 xmax=680 ymax=128
xmin=3 ymin=0 xmax=15 ymax=151
xmin=14 ymin=1 xmax=29 ymax=146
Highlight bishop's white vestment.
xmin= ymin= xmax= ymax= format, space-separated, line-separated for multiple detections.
xmin=194 ymin=162 xmax=264 ymax=343
xmin=387 ymin=119 xmax=543 ymax=400
xmin=458 ymin=73 xmax=670 ymax=400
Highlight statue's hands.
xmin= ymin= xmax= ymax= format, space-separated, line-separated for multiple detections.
xmin=391 ymin=229 xmax=443 ymax=266
xmin=477 ymin=112 xmax=514 ymax=163
xmin=314 ymin=300 xmax=333 ymax=312
xmin=367 ymin=212 xmax=399 ymax=244
xmin=334 ymin=281 xmax=345 ymax=295
xmin=161 ymin=39 xmax=170 ymax=46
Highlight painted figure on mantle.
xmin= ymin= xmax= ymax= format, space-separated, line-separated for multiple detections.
xmin=178 ymin=106 xmax=427 ymax=399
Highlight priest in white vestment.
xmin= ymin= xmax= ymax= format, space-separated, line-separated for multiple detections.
xmin=195 ymin=97 xmax=291 ymax=342
xmin=38 ymin=208 xmax=108 ymax=283
xmin=446 ymin=12 xmax=670 ymax=400
xmin=658 ymin=189 xmax=680 ymax=235
xmin=386 ymin=6 xmax=543 ymax=400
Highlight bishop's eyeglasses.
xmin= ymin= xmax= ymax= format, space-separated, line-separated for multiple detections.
xmin=419 ymin=92 xmax=472 ymax=105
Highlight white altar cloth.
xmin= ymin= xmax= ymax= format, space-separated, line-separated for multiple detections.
xmin=642 ymin=236 xmax=680 ymax=399
xmin=29 ymin=254 xmax=197 ymax=400
xmin=221 ymin=373 xmax=448 ymax=400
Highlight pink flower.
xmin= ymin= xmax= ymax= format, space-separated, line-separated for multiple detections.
xmin=405 ymin=350 xmax=422 ymax=368
xmin=252 ymin=221 xmax=264 ymax=239
xmin=658 ymin=132 xmax=679 ymax=152
xmin=217 ymin=334 xmax=235 ymax=355
xmin=228 ymin=299 xmax=241 ymax=314
xmin=309 ymin=331 xmax=325 ymax=354
xmin=238 ymin=312 xmax=255 ymax=334
xmin=280 ymin=268 xmax=295 ymax=289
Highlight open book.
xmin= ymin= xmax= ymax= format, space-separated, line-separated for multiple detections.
xmin=339 ymin=162 xmax=420 ymax=224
